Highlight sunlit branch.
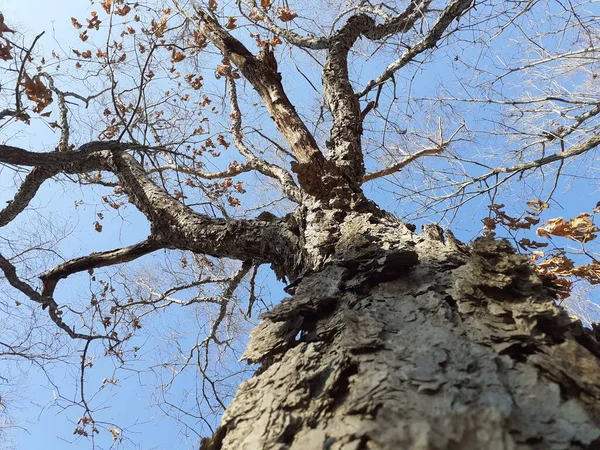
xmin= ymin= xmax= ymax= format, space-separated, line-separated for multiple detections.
xmin=356 ymin=0 xmax=473 ymax=98
xmin=39 ymin=238 xmax=162 ymax=298
xmin=187 ymin=6 xmax=327 ymax=195
xmin=0 ymin=166 xmax=59 ymax=227
xmin=362 ymin=122 xmax=464 ymax=183
xmin=226 ymin=75 xmax=301 ymax=202
xmin=239 ymin=0 xmax=330 ymax=49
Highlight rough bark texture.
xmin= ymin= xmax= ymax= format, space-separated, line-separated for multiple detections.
xmin=201 ymin=214 xmax=600 ymax=450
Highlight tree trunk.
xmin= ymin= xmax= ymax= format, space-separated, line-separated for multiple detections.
xmin=201 ymin=215 xmax=600 ymax=450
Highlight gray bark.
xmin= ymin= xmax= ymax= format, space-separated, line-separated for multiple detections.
xmin=201 ymin=213 xmax=600 ymax=450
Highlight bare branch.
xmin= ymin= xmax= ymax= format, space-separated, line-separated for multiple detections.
xmin=362 ymin=123 xmax=464 ymax=182
xmin=39 ymin=238 xmax=162 ymax=298
xmin=357 ymin=0 xmax=473 ymax=98
xmin=239 ymin=0 xmax=330 ymax=49
xmin=0 ymin=252 xmax=114 ymax=341
xmin=0 ymin=166 xmax=59 ymax=227
xmin=189 ymin=7 xmax=328 ymax=195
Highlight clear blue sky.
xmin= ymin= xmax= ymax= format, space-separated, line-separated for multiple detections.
xmin=1 ymin=1 xmax=600 ymax=449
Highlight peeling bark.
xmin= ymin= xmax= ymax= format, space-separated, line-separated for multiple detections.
xmin=202 ymin=219 xmax=600 ymax=450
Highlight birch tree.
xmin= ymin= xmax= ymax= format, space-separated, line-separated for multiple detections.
xmin=1 ymin=0 xmax=600 ymax=448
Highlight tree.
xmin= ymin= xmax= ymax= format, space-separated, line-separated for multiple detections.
xmin=1 ymin=0 xmax=600 ymax=448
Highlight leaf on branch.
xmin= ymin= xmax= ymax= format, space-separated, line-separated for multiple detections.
xmin=208 ymin=0 xmax=218 ymax=11
xmin=537 ymin=213 xmax=600 ymax=243
xmin=172 ymin=51 xmax=186 ymax=63
xmin=87 ymin=12 xmax=102 ymax=30
xmin=0 ymin=41 xmax=12 ymax=61
xmin=101 ymin=0 xmax=112 ymax=14
xmin=225 ymin=17 xmax=237 ymax=30
xmin=79 ymin=30 xmax=89 ymax=41
xmin=94 ymin=221 xmax=103 ymax=232
xmin=277 ymin=7 xmax=298 ymax=22
xmin=518 ymin=238 xmax=549 ymax=251
xmin=527 ymin=199 xmax=549 ymax=215
xmin=71 ymin=17 xmax=83 ymax=29
xmin=0 ymin=13 xmax=14 ymax=35
xmin=116 ymin=5 xmax=131 ymax=16
xmin=261 ymin=0 xmax=272 ymax=9
xmin=21 ymin=74 xmax=53 ymax=113
xmin=487 ymin=204 xmax=540 ymax=231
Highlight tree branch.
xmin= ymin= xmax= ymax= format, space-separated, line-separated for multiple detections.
xmin=357 ymin=0 xmax=473 ymax=98
xmin=0 ymin=252 xmax=115 ymax=341
xmin=240 ymin=0 xmax=330 ymax=49
xmin=0 ymin=166 xmax=59 ymax=227
xmin=39 ymin=238 xmax=162 ymax=298
xmin=0 ymin=144 xmax=302 ymax=278
xmin=190 ymin=7 xmax=328 ymax=195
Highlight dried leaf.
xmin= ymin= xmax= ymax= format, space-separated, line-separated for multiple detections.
xmin=21 ymin=74 xmax=53 ymax=113
xmin=71 ymin=17 xmax=83 ymax=29
xmin=172 ymin=51 xmax=186 ymax=63
xmin=0 ymin=13 xmax=14 ymax=36
xmin=277 ymin=7 xmax=298 ymax=22
xmin=225 ymin=17 xmax=237 ymax=30
xmin=537 ymin=213 xmax=600 ymax=243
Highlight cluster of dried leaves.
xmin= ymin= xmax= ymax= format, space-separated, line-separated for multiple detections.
xmin=484 ymin=201 xmax=600 ymax=299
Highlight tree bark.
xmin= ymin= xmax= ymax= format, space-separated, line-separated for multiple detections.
xmin=201 ymin=214 xmax=600 ymax=450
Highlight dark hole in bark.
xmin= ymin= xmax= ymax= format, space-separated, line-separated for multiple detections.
xmin=328 ymin=362 xmax=359 ymax=411
xmin=444 ymin=295 xmax=457 ymax=308
xmin=498 ymin=342 xmax=537 ymax=363
xmin=308 ymin=367 xmax=335 ymax=397
xmin=278 ymin=417 xmax=302 ymax=445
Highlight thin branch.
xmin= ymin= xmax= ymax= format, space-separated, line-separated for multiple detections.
xmin=357 ymin=0 xmax=473 ymax=98
xmin=0 ymin=252 xmax=114 ymax=341
xmin=15 ymin=32 xmax=45 ymax=113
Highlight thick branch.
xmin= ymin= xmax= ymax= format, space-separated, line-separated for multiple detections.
xmin=0 ymin=144 xmax=302 ymax=278
xmin=322 ymin=14 xmax=373 ymax=182
xmin=192 ymin=7 xmax=327 ymax=195
xmin=242 ymin=0 xmax=330 ymax=49
xmin=0 ymin=166 xmax=59 ymax=227
xmin=323 ymin=2 xmax=432 ymax=183
xmin=40 ymin=238 xmax=162 ymax=298
xmin=107 ymin=151 xmax=301 ymax=278
xmin=362 ymin=0 xmax=433 ymax=41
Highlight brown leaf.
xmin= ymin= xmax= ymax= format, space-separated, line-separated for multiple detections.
xmin=101 ymin=0 xmax=112 ymax=14
xmin=115 ymin=5 xmax=131 ymax=16
xmin=0 ymin=13 xmax=14 ymax=36
xmin=94 ymin=221 xmax=103 ymax=232
xmin=0 ymin=41 xmax=12 ymax=61
xmin=71 ymin=17 xmax=83 ymax=29
xmin=537 ymin=213 xmax=600 ymax=243
xmin=277 ymin=7 xmax=298 ymax=22
xmin=527 ymin=199 xmax=549 ymax=214
xmin=172 ymin=51 xmax=186 ymax=63
xmin=225 ymin=17 xmax=237 ymax=30
xmin=261 ymin=0 xmax=272 ymax=9
xmin=21 ymin=74 xmax=53 ymax=113
xmin=208 ymin=0 xmax=218 ymax=11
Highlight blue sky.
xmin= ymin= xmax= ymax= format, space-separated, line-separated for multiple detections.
xmin=1 ymin=0 xmax=600 ymax=449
